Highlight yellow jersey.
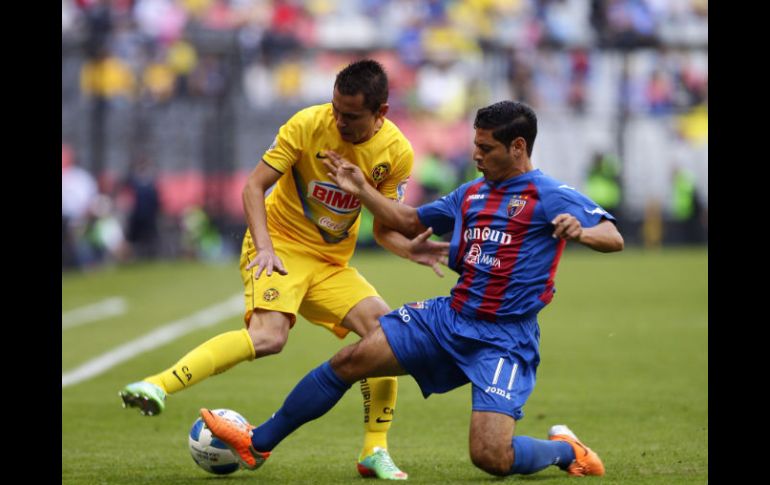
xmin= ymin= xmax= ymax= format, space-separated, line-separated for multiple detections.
xmin=261 ymin=103 xmax=414 ymax=266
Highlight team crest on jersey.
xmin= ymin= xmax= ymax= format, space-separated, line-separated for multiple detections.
xmin=507 ymin=194 xmax=528 ymax=218
xmin=263 ymin=288 xmax=280 ymax=302
xmin=371 ymin=163 xmax=390 ymax=183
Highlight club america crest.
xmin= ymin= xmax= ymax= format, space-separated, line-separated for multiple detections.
xmin=507 ymin=195 xmax=528 ymax=218
xmin=371 ymin=162 xmax=390 ymax=183
xmin=263 ymin=288 xmax=280 ymax=302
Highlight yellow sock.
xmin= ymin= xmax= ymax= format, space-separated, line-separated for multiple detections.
xmin=359 ymin=376 xmax=398 ymax=459
xmin=145 ymin=329 xmax=255 ymax=394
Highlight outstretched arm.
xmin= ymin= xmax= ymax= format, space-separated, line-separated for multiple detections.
xmin=551 ymin=216 xmax=624 ymax=253
xmin=242 ymin=161 xmax=289 ymax=278
xmin=374 ymin=223 xmax=450 ymax=277
xmin=323 ymin=151 xmax=425 ymax=237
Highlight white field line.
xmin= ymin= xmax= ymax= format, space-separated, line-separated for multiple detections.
xmin=62 ymin=297 xmax=127 ymax=329
xmin=62 ymin=294 xmax=242 ymax=388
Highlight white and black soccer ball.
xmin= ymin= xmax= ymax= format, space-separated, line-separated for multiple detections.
xmin=188 ymin=408 xmax=248 ymax=475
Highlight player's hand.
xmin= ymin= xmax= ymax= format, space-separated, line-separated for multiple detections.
xmin=551 ymin=213 xmax=583 ymax=241
xmin=323 ymin=151 xmax=366 ymax=195
xmin=246 ymin=248 xmax=288 ymax=279
xmin=405 ymin=227 xmax=450 ymax=277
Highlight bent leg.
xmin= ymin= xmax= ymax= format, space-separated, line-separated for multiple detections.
xmin=468 ymin=411 xmax=575 ymax=477
xmin=143 ymin=310 xmax=289 ymax=395
xmin=342 ymin=297 xmax=403 ymax=466
xmin=246 ymin=309 xmax=292 ymax=358
xmin=250 ymin=327 xmax=406 ymax=452
xmin=331 ymin=326 xmax=406 ymax=381
xmin=340 ymin=295 xmax=390 ymax=337
xmin=469 ymin=411 xmax=516 ymax=476
xmin=144 ymin=328 xmax=255 ymax=394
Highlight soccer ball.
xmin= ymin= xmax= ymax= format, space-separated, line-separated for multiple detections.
xmin=188 ymin=408 xmax=248 ymax=475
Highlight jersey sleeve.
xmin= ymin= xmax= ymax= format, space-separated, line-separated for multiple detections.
xmin=542 ymin=185 xmax=617 ymax=228
xmin=261 ymin=110 xmax=307 ymax=173
xmin=416 ymin=185 xmax=464 ymax=236
xmin=378 ymin=147 xmax=414 ymax=202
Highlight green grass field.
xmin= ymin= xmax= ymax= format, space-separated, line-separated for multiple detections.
xmin=62 ymin=247 xmax=707 ymax=484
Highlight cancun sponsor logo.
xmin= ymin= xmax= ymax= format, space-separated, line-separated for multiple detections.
xmin=308 ymin=180 xmax=361 ymax=214
xmin=463 ymin=226 xmax=512 ymax=245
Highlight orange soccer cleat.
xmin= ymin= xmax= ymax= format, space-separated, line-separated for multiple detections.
xmin=548 ymin=425 xmax=605 ymax=477
xmin=199 ymin=408 xmax=271 ymax=470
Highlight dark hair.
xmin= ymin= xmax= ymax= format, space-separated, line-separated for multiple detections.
xmin=334 ymin=59 xmax=389 ymax=113
xmin=473 ymin=101 xmax=538 ymax=156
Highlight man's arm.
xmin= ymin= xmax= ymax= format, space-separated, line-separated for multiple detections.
xmin=323 ymin=151 xmax=450 ymax=275
xmin=373 ymin=221 xmax=450 ymax=277
xmin=323 ymin=151 xmax=425 ymax=236
xmin=242 ymin=161 xmax=289 ymax=277
xmin=551 ymin=216 xmax=624 ymax=253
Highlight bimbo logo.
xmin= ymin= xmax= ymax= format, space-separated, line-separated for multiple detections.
xmin=308 ymin=181 xmax=361 ymax=214
xmin=463 ymin=226 xmax=512 ymax=245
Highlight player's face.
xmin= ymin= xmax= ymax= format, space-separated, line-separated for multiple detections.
xmin=331 ymin=88 xmax=387 ymax=144
xmin=472 ymin=128 xmax=516 ymax=182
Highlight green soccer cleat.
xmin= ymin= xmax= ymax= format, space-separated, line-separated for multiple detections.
xmin=119 ymin=381 xmax=166 ymax=416
xmin=357 ymin=447 xmax=408 ymax=480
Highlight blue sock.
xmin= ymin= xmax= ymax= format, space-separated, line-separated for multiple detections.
xmin=509 ymin=436 xmax=575 ymax=475
xmin=250 ymin=361 xmax=352 ymax=451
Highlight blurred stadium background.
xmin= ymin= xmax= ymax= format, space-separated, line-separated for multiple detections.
xmin=62 ymin=0 xmax=707 ymax=270
xmin=62 ymin=2 xmax=708 ymax=483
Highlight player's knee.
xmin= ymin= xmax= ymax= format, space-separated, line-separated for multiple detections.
xmin=329 ymin=344 xmax=364 ymax=383
xmin=260 ymin=333 xmax=288 ymax=355
xmin=469 ymin=440 xmax=513 ymax=476
xmin=345 ymin=297 xmax=389 ymax=336
xmin=247 ymin=325 xmax=288 ymax=356
xmin=246 ymin=312 xmax=291 ymax=356
xmin=369 ymin=298 xmax=390 ymax=319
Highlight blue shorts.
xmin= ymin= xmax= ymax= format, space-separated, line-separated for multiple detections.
xmin=380 ymin=296 xmax=540 ymax=420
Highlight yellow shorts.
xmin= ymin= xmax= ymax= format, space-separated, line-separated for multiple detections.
xmin=240 ymin=230 xmax=380 ymax=338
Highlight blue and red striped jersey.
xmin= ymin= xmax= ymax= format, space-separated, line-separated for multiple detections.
xmin=416 ymin=169 xmax=615 ymax=323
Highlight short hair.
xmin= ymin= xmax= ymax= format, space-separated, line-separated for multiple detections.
xmin=473 ymin=101 xmax=538 ymax=156
xmin=334 ymin=59 xmax=389 ymax=113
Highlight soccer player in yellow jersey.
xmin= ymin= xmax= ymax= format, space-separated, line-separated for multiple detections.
xmin=119 ymin=59 xmax=449 ymax=480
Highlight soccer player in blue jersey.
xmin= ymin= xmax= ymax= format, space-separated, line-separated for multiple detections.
xmin=199 ymin=100 xmax=624 ymax=478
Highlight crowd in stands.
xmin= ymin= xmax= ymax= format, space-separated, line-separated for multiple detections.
xmin=62 ymin=0 xmax=708 ymax=268
xmin=64 ymin=0 xmax=707 ymax=115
